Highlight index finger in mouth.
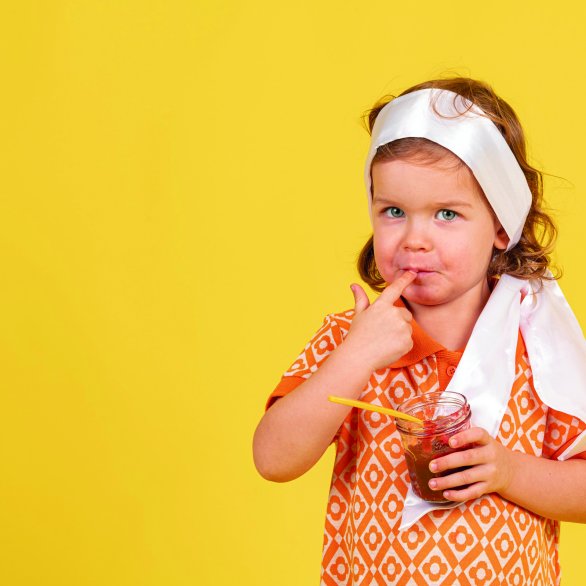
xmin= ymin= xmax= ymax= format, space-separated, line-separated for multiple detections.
xmin=380 ymin=270 xmax=417 ymax=303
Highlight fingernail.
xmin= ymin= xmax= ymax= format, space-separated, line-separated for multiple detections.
xmin=429 ymin=461 xmax=437 ymax=472
xmin=449 ymin=438 xmax=457 ymax=448
xmin=429 ymin=479 xmax=437 ymax=489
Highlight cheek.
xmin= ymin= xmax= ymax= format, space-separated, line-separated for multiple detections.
xmin=442 ymin=236 xmax=493 ymax=272
xmin=373 ymin=231 xmax=399 ymax=260
xmin=372 ymin=233 xmax=400 ymax=280
xmin=373 ymin=223 xmax=401 ymax=248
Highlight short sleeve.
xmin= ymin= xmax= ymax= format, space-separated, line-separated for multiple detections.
xmin=542 ymin=408 xmax=586 ymax=461
xmin=264 ymin=311 xmax=353 ymax=411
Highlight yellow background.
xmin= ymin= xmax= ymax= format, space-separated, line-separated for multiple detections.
xmin=1 ymin=1 xmax=585 ymax=584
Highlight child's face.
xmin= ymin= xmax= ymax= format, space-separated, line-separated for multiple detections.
xmin=370 ymin=158 xmax=508 ymax=308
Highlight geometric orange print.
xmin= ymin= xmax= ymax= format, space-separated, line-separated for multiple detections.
xmin=266 ymin=309 xmax=585 ymax=585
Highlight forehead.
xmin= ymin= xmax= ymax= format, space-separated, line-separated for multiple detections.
xmin=371 ymin=158 xmax=487 ymax=205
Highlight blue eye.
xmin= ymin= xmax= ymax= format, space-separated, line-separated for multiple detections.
xmin=384 ymin=207 xmax=405 ymax=218
xmin=437 ymin=209 xmax=458 ymax=221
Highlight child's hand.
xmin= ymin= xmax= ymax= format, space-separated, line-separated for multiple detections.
xmin=345 ymin=271 xmax=416 ymax=371
xmin=426 ymin=426 xmax=515 ymax=502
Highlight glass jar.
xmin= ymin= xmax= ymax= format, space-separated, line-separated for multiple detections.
xmin=395 ymin=391 xmax=471 ymax=503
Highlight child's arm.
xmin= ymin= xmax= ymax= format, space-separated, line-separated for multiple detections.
xmin=253 ymin=271 xmax=416 ymax=482
xmin=426 ymin=427 xmax=586 ymax=522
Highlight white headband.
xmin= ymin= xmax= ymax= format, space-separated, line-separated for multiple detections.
xmin=364 ymin=88 xmax=532 ymax=251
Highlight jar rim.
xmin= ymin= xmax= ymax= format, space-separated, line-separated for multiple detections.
xmin=395 ymin=391 xmax=470 ymax=435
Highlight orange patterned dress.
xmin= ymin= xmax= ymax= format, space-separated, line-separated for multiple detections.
xmin=266 ymin=307 xmax=586 ymax=585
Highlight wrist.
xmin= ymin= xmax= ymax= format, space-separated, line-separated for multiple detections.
xmin=498 ymin=448 xmax=522 ymax=498
xmin=332 ymin=337 xmax=378 ymax=379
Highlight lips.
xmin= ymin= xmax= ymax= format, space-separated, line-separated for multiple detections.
xmin=402 ymin=267 xmax=436 ymax=274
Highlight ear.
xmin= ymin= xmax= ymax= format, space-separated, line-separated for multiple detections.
xmin=493 ymin=222 xmax=509 ymax=251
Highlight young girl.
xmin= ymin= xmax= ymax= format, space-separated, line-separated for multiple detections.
xmin=253 ymin=77 xmax=586 ymax=585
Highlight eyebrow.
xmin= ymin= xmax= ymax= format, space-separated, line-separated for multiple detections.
xmin=372 ymin=196 xmax=473 ymax=208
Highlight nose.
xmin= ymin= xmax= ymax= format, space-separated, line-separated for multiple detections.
xmin=401 ymin=219 xmax=432 ymax=252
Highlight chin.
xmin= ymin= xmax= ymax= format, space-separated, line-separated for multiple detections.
xmin=402 ymin=286 xmax=446 ymax=306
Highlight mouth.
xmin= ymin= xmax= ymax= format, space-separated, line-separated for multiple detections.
xmin=401 ymin=267 xmax=436 ymax=275
xmin=399 ymin=267 xmax=439 ymax=284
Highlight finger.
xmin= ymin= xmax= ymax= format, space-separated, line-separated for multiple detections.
xmin=429 ymin=464 xmax=489 ymax=491
xmin=448 ymin=427 xmax=491 ymax=449
xmin=398 ymin=307 xmax=413 ymax=322
xmin=350 ymin=283 xmax=370 ymax=314
xmin=442 ymin=482 xmax=489 ymax=503
xmin=429 ymin=446 xmax=486 ymax=474
xmin=379 ymin=271 xmax=417 ymax=304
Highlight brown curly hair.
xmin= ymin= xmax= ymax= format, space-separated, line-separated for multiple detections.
xmin=358 ymin=77 xmax=559 ymax=293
